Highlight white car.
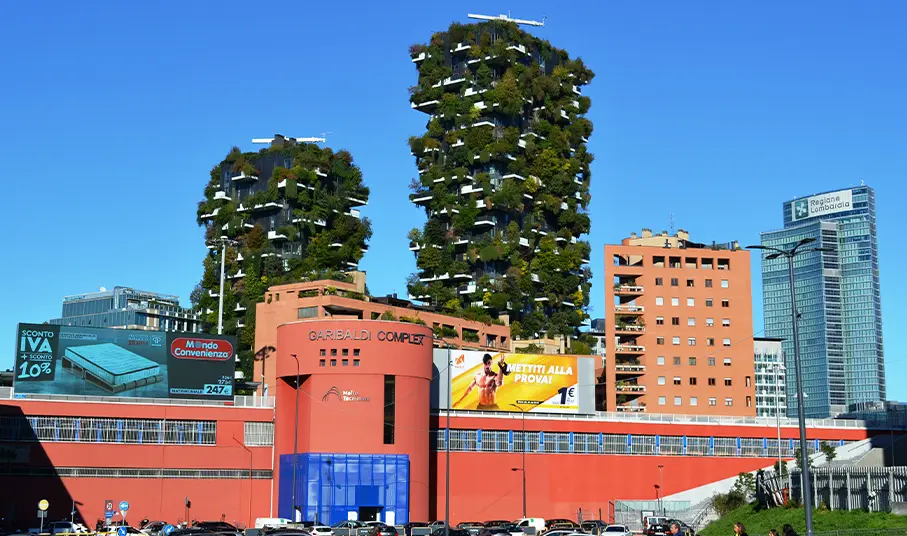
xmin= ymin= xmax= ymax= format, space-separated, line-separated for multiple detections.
xmin=310 ymin=526 xmax=333 ymax=536
xmin=602 ymin=526 xmax=631 ymax=536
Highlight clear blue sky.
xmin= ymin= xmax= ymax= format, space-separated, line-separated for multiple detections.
xmin=2 ymin=1 xmax=906 ymax=399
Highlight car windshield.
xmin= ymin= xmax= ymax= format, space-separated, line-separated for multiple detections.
xmin=605 ymin=528 xmax=626 ymax=533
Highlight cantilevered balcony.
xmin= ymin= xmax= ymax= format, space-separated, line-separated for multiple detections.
xmin=614 ymin=323 xmax=645 ymax=334
xmin=614 ymin=285 xmax=644 ymax=296
xmin=411 ymin=52 xmax=430 ymax=63
xmin=615 ymin=384 xmax=646 ymax=394
xmin=614 ymin=344 xmax=645 ymax=354
xmin=411 ymin=99 xmax=440 ymax=112
xmin=616 ymin=405 xmax=646 ymax=413
xmin=213 ymin=191 xmax=231 ymax=201
xmin=614 ymin=304 xmax=644 ymax=314
xmin=231 ymin=172 xmax=258 ymax=183
xmin=235 ymin=304 xmax=246 ymax=312
xmin=410 ymin=192 xmax=433 ymax=205
xmin=347 ymin=196 xmax=368 ymax=207
xmin=615 ymin=364 xmax=647 ymax=374
xmin=268 ymin=230 xmax=288 ymax=241
xmin=200 ymin=208 xmax=220 ymax=220
xmin=228 ymin=270 xmax=246 ymax=279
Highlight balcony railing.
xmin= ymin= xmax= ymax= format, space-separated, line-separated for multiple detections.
xmin=615 ymin=285 xmax=644 ymax=294
xmin=615 ymin=365 xmax=647 ymax=373
xmin=614 ymin=305 xmax=644 ymax=313
xmin=616 ymin=385 xmax=646 ymax=393
xmin=616 ymin=405 xmax=646 ymax=413
xmin=615 ymin=324 xmax=645 ymax=332
xmin=615 ymin=345 xmax=645 ymax=353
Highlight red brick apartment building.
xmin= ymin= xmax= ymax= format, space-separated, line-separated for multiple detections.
xmin=603 ymin=229 xmax=755 ymax=415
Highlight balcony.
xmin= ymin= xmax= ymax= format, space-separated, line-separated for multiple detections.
xmin=615 ymin=364 xmax=647 ymax=374
xmin=229 ymin=270 xmax=246 ymax=279
xmin=235 ymin=304 xmax=246 ymax=312
xmin=411 ymin=99 xmax=440 ymax=112
xmin=208 ymin=290 xmax=219 ymax=298
xmin=615 ymin=385 xmax=646 ymax=394
xmin=329 ymin=242 xmax=343 ymax=248
xmin=346 ymin=209 xmax=361 ymax=219
xmin=411 ymin=52 xmax=429 ymax=63
xmin=420 ymin=272 xmax=450 ymax=283
xmin=614 ymin=324 xmax=645 ymax=333
xmin=474 ymin=217 xmax=495 ymax=227
xmin=461 ymin=184 xmax=484 ymax=195
xmin=506 ymin=44 xmax=528 ymax=55
xmin=231 ymin=172 xmax=258 ymax=183
xmin=452 ymin=273 xmax=473 ymax=280
xmin=410 ymin=193 xmax=433 ymax=205
xmin=614 ymin=285 xmax=644 ymax=295
xmin=200 ymin=208 xmax=220 ymax=220
xmin=616 ymin=405 xmax=646 ymax=413
xmin=237 ymin=321 xmax=245 ymax=328
xmin=268 ymin=230 xmax=288 ymax=241
xmin=347 ymin=196 xmax=368 ymax=206
xmin=458 ymin=282 xmax=477 ymax=295
xmin=213 ymin=191 xmax=231 ymax=201
xmin=614 ymin=304 xmax=644 ymax=313
xmin=615 ymin=344 xmax=645 ymax=354
xmin=502 ymin=173 xmax=526 ymax=181
xmin=252 ymin=202 xmax=282 ymax=213
xmin=519 ymin=237 xmax=530 ymax=248
xmin=452 ymin=42 xmax=472 ymax=53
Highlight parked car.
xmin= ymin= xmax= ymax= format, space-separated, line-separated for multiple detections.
xmin=309 ymin=526 xmax=333 ymax=536
xmin=140 ymin=522 xmax=169 ymax=536
xmin=366 ymin=523 xmax=398 ymax=536
xmin=580 ymin=521 xmax=607 ymax=535
xmin=478 ymin=526 xmax=522 ymax=536
xmin=480 ymin=522 xmax=509 ymax=530
xmin=665 ymin=521 xmax=693 ymax=535
xmin=456 ymin=523 xmax=484 ymax=536
xmin=544 ymin=521 xmax=578 ymax=532
xmin=48 ymin=522 xmax=90 ymax=536
xmin=333 ymin=521 xmax=365 ymax=530
xmin=167 ymin=529 xmax=215 ymax=536
xmin=602 ymin=526 xmax=631 ymax=536
xmin=403 ymin=523 xmax=430 ymax=536
xmin=97 ymin=527 xmax=143 ymax=536
xmin=644 ymin=524 xmax=668 ymax=536
xmin=430 ymin=529 xmax=469 ymax=536
xmin=192 ymin=522 xmax=242 ymax=536
xmin=260 ymin=531 xmax=312 ymax=536
xmin=513 ymin=519 xmax=545 ymax=535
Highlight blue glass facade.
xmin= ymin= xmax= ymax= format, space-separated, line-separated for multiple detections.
xmin=760 ymin=186 xmax=885 ymax=418
xmin=279 ymin=453 xmax=410 ymax=525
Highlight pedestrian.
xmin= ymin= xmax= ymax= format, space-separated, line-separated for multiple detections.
xmin=733 ymin=522 xmax=748 ymax=536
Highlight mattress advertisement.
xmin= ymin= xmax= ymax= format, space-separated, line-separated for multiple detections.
xmin=13 ymin=323 xmax=235 ymax=400
xmin=449 ymin=351 xmax=579 ymax=413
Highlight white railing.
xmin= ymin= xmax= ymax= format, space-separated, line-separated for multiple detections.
xmin=615 ymin=365 xmax=646 ymax=373
xmin=615 ymin=345 xmax=646 ymax=353
xmin=615 ymin=324 xmax=645 ymax=332
xmin=615 ymin=285 xmax=644 ymax=293
xmin=3 ymin=388 xmax=274 ymax=409
xmin=616 ymin=385 xmax=646 ymax=393
xmin=614 ymin=305 xmax=644 ymax=313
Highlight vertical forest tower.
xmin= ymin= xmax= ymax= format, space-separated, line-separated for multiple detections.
xmin=406 ymin=20 xmax=594 ymax=338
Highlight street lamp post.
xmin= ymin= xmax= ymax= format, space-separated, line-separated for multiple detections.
xmin=291 ymin=353 xmax=300 ymax=522
xmin=509 ymin=403 xmax=528 ymax=518
xmin=207 ymin=236 xmax=238 ymax=335
xmin=748 ymin=237 xmax=834 ymax=536
xmin=775 ymin=362 xmax=786 ymax=488
xmin=433 ymin=337 xmax=455 ymax=536
xmin=657 ymin=465 xmax=664 ymax=515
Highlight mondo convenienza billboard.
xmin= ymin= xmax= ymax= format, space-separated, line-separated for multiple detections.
xmin=14 ymin=324 xmax=235 ymax=400
xmin=450 ymin=351 xmax=578 ymax=413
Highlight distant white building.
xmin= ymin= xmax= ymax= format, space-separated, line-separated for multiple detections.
xmin=754 ymin=337 xmax=786 ymax=418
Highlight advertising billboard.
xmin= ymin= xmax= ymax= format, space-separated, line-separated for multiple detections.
xmin=450 ymin=351 xmax=578 ymax=413
xmin=791 ymin=188 xmax=854 ymax=222
xmin=14 ymin=324 xmax=235 ymax=400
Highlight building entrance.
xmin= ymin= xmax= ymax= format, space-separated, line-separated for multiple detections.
xmin=358 ymin=507 xmax=383 ymax=522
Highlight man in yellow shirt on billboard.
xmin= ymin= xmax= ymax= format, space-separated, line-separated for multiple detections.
xmin=454 ymin=353 xmax=510 ymax=410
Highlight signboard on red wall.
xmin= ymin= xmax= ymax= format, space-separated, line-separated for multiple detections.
xmin=14 ymin=323 xmax=235 ymax=400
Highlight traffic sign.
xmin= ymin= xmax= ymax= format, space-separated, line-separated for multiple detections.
xmin=38 ymin=500 xmax=49 ymax=511
xmin=163 ymin=525 xmax=175 ymax=535
xmin=119 ymin=501 xmax=129 ymax=512
xmin=104 ymin=511 xmax=114 ymax=520
xmin=37 ymin=511 xmax=47 ymax=518
xmin=105 ymin=500 xmax=114 ymax=513
xmin=117 ymin=527 xmax=128 ymax=536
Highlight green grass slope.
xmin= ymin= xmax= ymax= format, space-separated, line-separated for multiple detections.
xmin=699 ymin=504 xmax=907 ymax=535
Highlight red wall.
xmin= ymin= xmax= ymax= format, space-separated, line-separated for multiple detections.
xmin=274 ymin=320 xmax=434 ymax=521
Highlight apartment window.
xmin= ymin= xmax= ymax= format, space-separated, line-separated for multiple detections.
xmin=687 ymin=297 xmax=695 ymax=307
xmin=721 ymin=279 xmax=729 ymax=288
xmin=687 ymin=317 xmax=696 ymax=326
xmin=689 ymin=377 xmax=697 ymax=386
xmin=690 ymin=397 xmax=698 ymax=406
xmin=658 ymin=396 xmax=666 ymax=406
xmin=687 ymin=337 xmax=696 ymax=346
xmin=689 ymin=357 xmax=697 ymax=366
xmin=723 ymin=338 xmax=731 ymax=347
xmin=342 ymin=349 xmax=349 ymax=357
xmin=722 ymin=318 xmax=731 ymax=327
xmin=706 ymin=298 xmax=713 ymax=307
xmin=658 ymin=376 xmax=666 ymax=385
xmin=342 ymin=359 xmax=349 ymax=366
xmin=671 ymin=317 xmax=680 ymax=326
xmin=656 ymin=316 xmax=664 ymax=325
xmin=708 ymin=357 xmax=716 ymax=366
xmin=745 ymin=376 xmax=751 ymax=387
xmin=330 ymin=349 xmax=337 ymax=357
xmin=723 ymin=358 xmax=732 ymax=366
xmin=724 ymin=378 xmax=732 ymax=387
xmin=330 ymin=359 xmax=337 ymax=366
xmin=320 ymin=349 xmax=326 ymax=356
xmin=673 ymin=356 xmax=681 ymax=366
xmin=353 ymin=359 xmax=360 ymax=367
xmin=384 ymin=375 xmax=396 ymax=444
xmin=705 ymin=279 xmax=713 ymax=288
xmin=298 ymin=306 xmax=318 ymax=319
xmin=354 ymin=349 xmax=360 ymax=357
xmin=709 ymin=397 xmax=717 ymax=406
xmin=686 ymin=279 xmax=695 ymax=287
xmin=721 ymin=299 xmax=730 ymax=308
xmin=657 ymin=356 xmax=665 ymax=365
xmin=656 ymin=297 xmax=664 ymax=306
xmin=670 ymin=277 xmax=679 ymax=286
xmin=674 ymin=396 xmax=682 ymax=406
xmin=725 ymin=398 xmax=733 ymax=407
xmin=746 ymin=396 xmax=752 ymax=408
xmin=319 ymin=359 xmax=326 ymax=367
xmin=707 ymin=338 xmax=715 ymax=346
xmin=673 ymin=376 xmax=681 ymax=386
xmin=671 ymin=297 xmax=679 ymax=306
xmin=708 ymin=378 xmax=716 ymax=386
xmin=706 ymin=318 xmax=714 ymax=327
xmin=657 ymin=336 xmax=665 ymax=345
xmin=672 ymin=336 xmax=680 ymax=345
xmin=655 ymin=277 xmax=663 ymax=286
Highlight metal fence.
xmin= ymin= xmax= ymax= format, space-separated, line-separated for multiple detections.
xmin=2 ymin=388 xmax=275 ymax=408
xmin=783 ymin=466 xmax=907 ymax=512
xmin=610 ymin=500 xmax=693 ymax=532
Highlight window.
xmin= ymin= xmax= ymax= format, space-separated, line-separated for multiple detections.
xmin=656 ymin=297 xmax=664 ymax=306
xmin=709 ymin=397 xmax=717 ymax=406
xmin=656 ymin=316 xmax=664 ymax=325
xmin=687 ymin=337 xmax=696 ymax=346
xmin=707 ymin=337 xmax=715 ymax=346
xmin=690 ymin=397 xmax=698 ymax=406
xmin=689 ymin=377 xmax=697 ymax=386
xmin=671 ymin=317 xmax=680 ymax=326
xmin=319 ymin=359 xmax=326 ymax=367
xmin=298 ymin=306 xmax=318 ymax=319
xmin=672 ymin=336 xmax=680 ymax=345
xmin=706 ymin=318 xmax=714 ymax=327
xmin=330 ymin=349 xmax=337 ymax=357
xmin=686 ymin=279 xmax=695 ymax=287
xmin=320 ymin=349 xmax=326 ymax=356
xmin=673 ymin=356 xmax=681 ymax=366
xmin=706 ymin=298 xmax=713 ymax=307
xmin=353 ymin=359 xmax=360 ymax=367
xmin=721 ymin=279 xmax=729 ymax=288
xmin=354 ymin=349 xmax=360 ymax=357
xmin=657 ymin=356 xmax=665 ymax=365
xmin=708 ymin=377 xmax=716 ymax=386
xmin=330 ymin=359 xmax=337 ymax=366
xmin=725 ymin=398 xmax=733 ymax=407
xmin=745 ymin=376 xmax=751 ymax=387
xmin=658 ymin=396 xmax=666 ymax=406
xmin=724 ymin=378 xmax=732 ymax=386
xmin=671 ymin=297 xmax=679 ymax=306
xmin=342 ymin=349 xmax=349 ymax=357
xmin=673 ymin=376 xmax=681 ymax=386
xmin=746 ymin=396 xmax=752 ymax=408
xmin=658 ymin=376 xmax=666 ymax=385
xmin=384 ymin=375 xmax=396 ymax=444
xmin=687 ymin=297 xmax=695 ymax=307
xmin=671 ymin=277 xmax=679 ymax=286
xmin=705 ymin=279 xmax=713 ymax=288
xmin=657 ymin=336 xmax=665 ymax=345
xmin=722 ymin=318 xmax=731 ymax=327
xmin=723 ymin=358 xmax=732 ymax=366
xmin=655 ymin=277 xmax=663 ymax=286
xmin=723 ymin=338 xmax=731 ymax=347
xmin=674 ymin=396 xmax=682 ymax=406
xmin=689 ymin=357 xmax=697 ymax=366
xmin=688 ymin=317 xmax=696 ymax=326
xmin=708 ymin=357 xmax=716 ymax=366
xmin=342 ymin=359 xmax=349 ymax=366
xmin=721 ymin=299 xmax=730 ymax=308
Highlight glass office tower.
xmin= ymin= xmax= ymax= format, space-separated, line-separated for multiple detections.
xmin=760 ymin=186 xmax=884 ymax=418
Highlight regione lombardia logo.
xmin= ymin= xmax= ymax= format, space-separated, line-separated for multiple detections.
xmin=794 ymin=199 xmax=809 ymax=219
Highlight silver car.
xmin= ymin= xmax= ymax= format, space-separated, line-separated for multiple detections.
xmin=602 ymin=526 xmax=631 ymax=536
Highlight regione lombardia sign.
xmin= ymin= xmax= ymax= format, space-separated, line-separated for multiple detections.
xmin=791 ymin=189 xmax=854 ymax=222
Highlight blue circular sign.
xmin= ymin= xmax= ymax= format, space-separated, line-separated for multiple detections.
xmin=117 ymin=527 xmax=128 ymax=536
xmin=163 ymin=526 xmax=175 ymax=536
xmin=119 ymin=501 xmax=129 ymax=512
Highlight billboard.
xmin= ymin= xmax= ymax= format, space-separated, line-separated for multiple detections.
xmin=791 ymin=189 xmax=854 ymax=222
xmin=14 ymin=324 xmax=235 ymax=400
xmin=450 ymin=351 xmax=578 ymax=413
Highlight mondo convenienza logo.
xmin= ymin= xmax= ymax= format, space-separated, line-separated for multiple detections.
xmin=322 ymin=386 xmax=370 ymax=403
xmin=170 ymin=338 xmax=234 ymax=361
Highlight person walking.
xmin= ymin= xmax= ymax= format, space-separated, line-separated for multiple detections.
xmin=733 ymin=522 xmax=749 ymax=536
